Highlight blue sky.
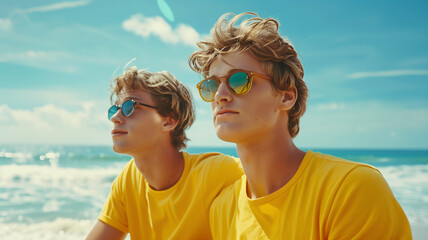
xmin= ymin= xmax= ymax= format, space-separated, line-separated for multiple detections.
xmin=0 ymin=0 xmax=427 ymax=149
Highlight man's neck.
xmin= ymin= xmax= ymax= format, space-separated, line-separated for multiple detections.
xmin=132 ymin=144 xmax=184 ymax=191
xmin=236 ymin=130 xmax=306 ymax=199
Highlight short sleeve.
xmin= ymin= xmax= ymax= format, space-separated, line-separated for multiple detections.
xmin=325 ymin=166 xmax=412 ymax=239
xmin=98 ymin=173 xmax=129 ymax=233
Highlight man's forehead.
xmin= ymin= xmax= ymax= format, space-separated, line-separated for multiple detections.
xmin=208 ymin=55 xmax=236 ymax=77
xmin=115 ymin=89 xmax=151 ymax=103
xmin=208 ymin=51 xmax=264 ymax=76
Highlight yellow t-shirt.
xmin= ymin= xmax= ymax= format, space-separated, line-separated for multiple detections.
xmin=210 ymin=150 xmax=412 ymax=240
xmin=99 ymin=152 xmax=243 ymax=240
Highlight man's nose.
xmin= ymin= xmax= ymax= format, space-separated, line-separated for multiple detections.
xmin=214 ymin=80 xmax=233 ymax=103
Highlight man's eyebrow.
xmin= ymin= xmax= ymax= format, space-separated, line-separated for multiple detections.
xmin=207 ymin=68 xmax=240 ymax=78
xmin=115 ymin=96 xmax=143 ymax=105
xmin=126 ymin=97 xmax=143 ymax=101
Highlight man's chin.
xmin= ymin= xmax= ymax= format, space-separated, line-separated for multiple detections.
xmin=216 ymin=131 xmax=239 ymax=143
xmin=112 ymin=144 xmax=129 ymax=154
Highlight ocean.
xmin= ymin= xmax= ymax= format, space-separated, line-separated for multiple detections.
xmin=1 ymin=145 xmax=427 ymax=239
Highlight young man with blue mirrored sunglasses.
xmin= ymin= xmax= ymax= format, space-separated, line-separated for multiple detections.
xmin=189 ymin=12 xmax=412 ymax=239
xmin=86 ymin=67 xmax=243 ymax=240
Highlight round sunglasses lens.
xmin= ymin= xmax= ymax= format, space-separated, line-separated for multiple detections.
xmin=108 ymin=106 xmax=118 ymax=120
xmin=229 ymin=72 xmax=251 ymax=94
xmin=200 ymin=79 xmax=218 ymax=101
xmin=122 ymin=100 xmax=135 ymax=117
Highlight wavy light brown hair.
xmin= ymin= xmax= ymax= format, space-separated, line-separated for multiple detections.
xmin=110 ymin=66 xmax=195 ymax=149
xmin=189 ymin=12 xmax=308 ymax=138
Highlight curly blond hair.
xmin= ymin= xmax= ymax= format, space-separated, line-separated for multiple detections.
xmin=110 ymin=66 xmax=195 ymax=149
xmin=188 ymin=12 xmax=308 ymax=138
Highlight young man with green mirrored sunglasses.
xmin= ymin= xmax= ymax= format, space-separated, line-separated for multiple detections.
xmin=189 ymin=12 xmax=412 ymax=239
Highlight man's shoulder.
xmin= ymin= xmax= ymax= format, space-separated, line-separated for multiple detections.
xmin=183 ymin=151 xmax=241 ymax=171
xmin=114 ymin=159 xmax=143 ymax=188
xmin=305 ymin=151 xmax=395 ymax=206
xmin=183 ymin=151 xmax=238 ymax=162
xmin=118 ymin=158 xmax=139 ymax=175
xmin=309 ymin=150 xmax=380 ymax=176
xmin=212 ymin=175 xmax=244 ymax=210
xmin=300 ymin=150 xmax=384 ymax=196
xmin=313 ymin=152 xmax=412 ymax=239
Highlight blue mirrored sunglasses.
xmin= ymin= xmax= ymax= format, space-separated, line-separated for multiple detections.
xmin=108 ymin=99 xmax=157 ymax=120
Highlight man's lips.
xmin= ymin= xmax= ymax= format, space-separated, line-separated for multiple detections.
xmin=111 ymin=129 xmax=128 ymax=136
xmin=215 ymin=109 xmax=239 ymax=119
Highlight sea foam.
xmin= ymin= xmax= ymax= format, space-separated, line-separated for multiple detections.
xmin=0 ymin=218 xmax=131 ymax=240
xmin=0 ymin=218 xmax=94 ymax=240
xmin=379 ymin=164 xmax=428 ymax=226
xmin=0 ymin=163 xmax=124 ymax=223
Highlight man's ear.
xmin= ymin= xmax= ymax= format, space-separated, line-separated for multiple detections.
xmin=278 ymin=86 xmax=298 ymax=111
xmin=162 ymin=116 xmax=179 ymax=132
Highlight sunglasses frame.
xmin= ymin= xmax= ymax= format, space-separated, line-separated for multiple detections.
xmin=196 ymin=69 xmax=271 ymax=102
xmin=108 ymin=99 xmax=157 ymax=120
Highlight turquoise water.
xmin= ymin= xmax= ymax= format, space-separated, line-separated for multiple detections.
xmin=1 ymin=145 xmax=427 ymax=239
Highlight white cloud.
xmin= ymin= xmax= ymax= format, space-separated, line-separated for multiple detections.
xmin=0 ymin=51 xmax=77 ymax=73
xmin=175 ymin=24 xmax=201 ymax=46
xmin=0 ymin=89 xmax=107 ymax=110
xmin=348 ymin=70 xmax=428 ymax=79
xmin=0 ymin=103 xmax=111 ymax=145
xmin=0 ymin=18 xmax=12 ymax=31
xmin=122 ymin=14 xmax=201 ymax=47
xmin=0 ymin=50 xmax=116 ymax=73
xmin=14 ymin=1 xmax=90 ymax=14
